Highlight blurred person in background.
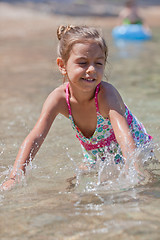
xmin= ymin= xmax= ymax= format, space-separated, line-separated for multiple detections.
xmin=119 ymin=0 xmax=143 ymax=25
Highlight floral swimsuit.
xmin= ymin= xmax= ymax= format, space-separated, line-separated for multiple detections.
xmin=66 ymin=83 xmax=152 ymax=167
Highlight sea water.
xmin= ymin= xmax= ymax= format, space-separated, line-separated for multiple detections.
xmin=0 ymin=12 xmax=160 ymax=240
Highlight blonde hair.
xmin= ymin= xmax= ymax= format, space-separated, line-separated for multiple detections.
xmin=57 ymin=25 xmax=108 ymax=64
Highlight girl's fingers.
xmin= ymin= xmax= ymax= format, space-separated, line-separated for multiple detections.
xmin=0 ymin=179 xmax=16 ymax=191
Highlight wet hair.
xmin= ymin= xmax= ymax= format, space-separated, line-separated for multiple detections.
xmin=57 ymin=25 xmax=108 ymax=64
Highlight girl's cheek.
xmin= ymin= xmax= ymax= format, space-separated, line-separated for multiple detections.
xmin=75 ymin=68 xmax=84 ymax=74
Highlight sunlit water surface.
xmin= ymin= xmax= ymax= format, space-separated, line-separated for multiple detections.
xmin=0 ymin=19 xmax=160 ymax=240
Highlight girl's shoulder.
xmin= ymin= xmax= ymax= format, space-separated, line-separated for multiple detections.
xmin=42 ymin=83 xmax=68 ymax=116
xmin=100 ymin=81 xmax=118 ymax=98
xmin=46 ymin=84 xmax=66 ymax=103
xmin=99 ymin=82 xmax=126 ymax=115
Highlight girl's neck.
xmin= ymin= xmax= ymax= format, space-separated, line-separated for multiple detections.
xmin=68 ymin=82 xmax=97 ymax=104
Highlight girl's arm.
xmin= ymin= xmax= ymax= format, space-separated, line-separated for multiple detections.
xmin=101 ymin=83 xmax=150 ymax=177
xmin=109 ymin=109 xmax=152 ymax=182
xmin=1 ymin=89 xmax=63 ymax=191
xmin=109 ymin=109 xmax=137 ymax=161
xmin=106 ymin=85 xmax=152 ymax=181
xmin=101 ymin=83 xmax=137 ymax=160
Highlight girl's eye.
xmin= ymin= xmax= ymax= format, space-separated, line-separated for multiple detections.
xmin=79 ymin=62 xmax=87 ymax=65
xmin=96 ymin=62 xmax=103 ymax=65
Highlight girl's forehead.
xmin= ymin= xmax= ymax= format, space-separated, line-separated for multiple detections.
xmin=70 ymin=42 xmax=104 ymax=57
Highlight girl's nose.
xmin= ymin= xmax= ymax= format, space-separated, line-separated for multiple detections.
xmin=86 ymin=64 xmax=96 ymax=74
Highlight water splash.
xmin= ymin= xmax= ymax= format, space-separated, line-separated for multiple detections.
xmin=67 ymin=141 xmax=160 ymax=193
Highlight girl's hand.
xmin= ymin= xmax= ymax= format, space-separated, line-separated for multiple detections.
xmin=0 ymin=178 xmax=16 ymax=191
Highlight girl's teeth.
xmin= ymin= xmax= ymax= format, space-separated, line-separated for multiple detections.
xmin=82 ymin=78 xmax=94 ymax=81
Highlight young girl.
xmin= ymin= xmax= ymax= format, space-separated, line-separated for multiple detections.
xmin=1 ymin=25 xmax=153 ymax=191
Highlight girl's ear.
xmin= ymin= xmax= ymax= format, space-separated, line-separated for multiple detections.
xmin=57 ymin=57 xmax=67 ymax=75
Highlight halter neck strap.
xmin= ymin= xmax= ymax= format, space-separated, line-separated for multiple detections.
xmin=65 ymin=82 xmax=101 ymax=115
xmin=66 ymin=83 xmax=72 ymax=115
xmin=95 ymin=83 xmax=100 ymax=113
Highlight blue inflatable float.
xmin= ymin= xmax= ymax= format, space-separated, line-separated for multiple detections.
xmin=112 ymin=24 xmax=152 ymax=41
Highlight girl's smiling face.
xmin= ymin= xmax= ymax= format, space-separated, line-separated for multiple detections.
xmin=65 ymin=41 xmax=105 ymax=93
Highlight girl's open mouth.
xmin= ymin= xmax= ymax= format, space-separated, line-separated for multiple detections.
xmin=81 ymin=78 xmax=95 ymax=82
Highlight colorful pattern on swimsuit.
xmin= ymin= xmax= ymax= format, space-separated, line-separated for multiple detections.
xmin=66 ymin=83 xmax=152 ymax=167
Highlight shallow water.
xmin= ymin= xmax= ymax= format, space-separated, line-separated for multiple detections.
xmin=0 ymin=11 xmax=160 ymax=240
